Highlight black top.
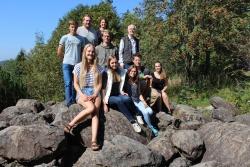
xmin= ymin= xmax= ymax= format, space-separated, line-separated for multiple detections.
xmin=110 ymin=82 xmax=120 ymax=96
xmin=151 ymin=73 xmax=165 ymax=91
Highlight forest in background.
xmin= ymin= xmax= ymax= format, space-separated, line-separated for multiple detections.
xmin=1 ymin=0 xmax=249 ymax=112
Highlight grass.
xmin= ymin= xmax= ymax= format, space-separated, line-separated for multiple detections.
xmin=168 ymin=77 xmax=250 ymax=115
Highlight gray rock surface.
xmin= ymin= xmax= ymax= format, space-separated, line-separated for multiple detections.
xmin=148 ymin=134 xmax=177 ymax=162
xmin=169 ymin=157 xmax=192 ymax=167
xmin=209 ymin=96 xmax=238 ymax=115
xmin=74 ymin=135 xmax=163 ymax=167
xmin=235 ymin=113 xmax=250 ymax=126
xmin=0 ymin=125 xmax=65 ymax=165
xmin=212 ymin=108 xmax=235 ymax=122
xmin=16 ymin=99 xmax=45 ymax=113
xmin=191 ymin=161 xmax=218 ymax=167
xmin=171 ymin=130 xmax=204 ymax=160
xmin=198 ymin=122 xmax=250 ymax=166
xmin=173 ymin=105 xmax=205 ymax=124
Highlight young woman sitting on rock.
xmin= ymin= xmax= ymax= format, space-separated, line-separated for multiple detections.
xmin=103 ymin=55 xmax=142 ymax=133
xmin=151 ymin=61 xmax=172 ymax=114
xmin=124 ymin=65 xmax=159 ymax=136
xmin=64 ymin=44 xmax=103 ymax=151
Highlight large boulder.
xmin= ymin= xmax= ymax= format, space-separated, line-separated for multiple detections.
xmin=171 ymin=130 xmax=204 ymax=161
xmin=0 ymin=106 xmax=33 ymax=122
xmin=169 ymin=157 xmax=192 ymax=167
xmin=209 ymin=96 xmax=238 ymax=115
xmin=0 ymin=106 xmax=46 ymax=127
xmin=52 ymin=104 xmax=149 ymax=148
xmin=198 ymin=122 xmax=250 ymax=166
xmin=212 ymin=108 xmax=235 ymax=122
xmin=74 ymin=135 xmax=163 ymax=167
xmin=155 ymin=112 xmax=174 ymax=130
xmin=173 ymin=105 xmax=205 ymax=124
xmin=148 ymin=129 xmax=177 ymax=162
xmin=16 ymin=99 xmax=45 ymax=113
xmin=0 ymin=125 xmax=65 ymax=165
xmin=235 ymin=113 xmax=250 ymax=126
xmin=191 ymin=161 xmax=218 ymax=167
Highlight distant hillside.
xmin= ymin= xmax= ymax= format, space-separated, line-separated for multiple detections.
xmin=0 ymin=60 xmax=8 ymax=66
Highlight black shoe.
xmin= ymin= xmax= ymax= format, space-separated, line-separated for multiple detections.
xmin=173 ymin=119 xmax=181 ymax=128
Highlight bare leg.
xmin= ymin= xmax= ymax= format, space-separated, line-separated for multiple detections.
xmin=68 ymin=99 xmax=95 ymax=127
xmin=161 ymin=92 xmax=171 ymax=113
xmin=91 ymin=96 xmax=101 ymax=143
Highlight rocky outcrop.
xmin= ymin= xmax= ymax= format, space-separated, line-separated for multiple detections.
xmin=198 ymin=122 xmax=250 ymax=166
xmin=210 ymin=96 xmax=239 ymax=115
xmin=148 ymin=129 xmax=177 ymax=163
xmin=173 ymin=104 xmax=205 ymax=124
xmin=235 ymin=113 xmax=250 ymax=126
xmin=0 ymin=97 xmax=248 ymax=166
xmin=0 ymin=125 xmax=65 ymax=165
xmin=171 ymin=130 xmax=204 ymax=161
xmin=74 ymin=135 xmax=163 ymax=167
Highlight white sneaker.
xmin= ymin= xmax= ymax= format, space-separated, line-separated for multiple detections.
xmin=136 ymin=115 xmax=144 ymax=125
xmin=132 ymin=122 xmax=141 ymax=133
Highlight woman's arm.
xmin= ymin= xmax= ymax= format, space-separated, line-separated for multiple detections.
xmin=73 ymin=74 xmax=87 ymax=101
xmin=104 ymin=70 xmax=112 ymax=104
xmin=93 ymin=74 xmax=102 ymax=98
xmin=162 ymin=78 xmax=168 ymax=92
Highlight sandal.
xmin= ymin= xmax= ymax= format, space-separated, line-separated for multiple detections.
xmin=64 ymin=124 xmax=75 ymax=136
xmin=91 ymin=141 xmax=100 ymax=151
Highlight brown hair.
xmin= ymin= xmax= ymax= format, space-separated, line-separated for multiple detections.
xmin=133 ymin=53 xmax=142 ymax=59
xmin=99 ymin=17 xmax=108 ymax=28
xmin=68 ymin=20 xmax=78 ymax=27
xmin=127 ymin=65 xmax=139 ymax=84
xmin=155 ymin=61 xmax=167 ymax=80
xmin=107 ymin=55 xmax=121 ymax=82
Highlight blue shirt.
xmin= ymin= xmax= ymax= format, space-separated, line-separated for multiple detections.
xmin=59 ymin=34 xmax=86 ymax=65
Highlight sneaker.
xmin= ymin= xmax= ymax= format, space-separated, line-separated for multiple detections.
xmin=149 ymin=126 xmax=159 ymax=137
xmin=136 ymin=115 xmax=144 ymax=125
xmin=132 ymin=122 xmax=141 ymax=133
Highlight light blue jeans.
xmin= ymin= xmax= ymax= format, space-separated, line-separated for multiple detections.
xmin=62 ymin=64 xmax=76 ymax=106
xmin=76 ymin=86 xmax=95 ymax=101
xmin=133 ymin=101 xmax=153 ymax=127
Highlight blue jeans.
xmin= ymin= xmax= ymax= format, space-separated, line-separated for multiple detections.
xmin=133 ymin=101 xmax=153 ymax=127
xmin=108 ymin=95 xmax=137 ymax=122
xmin=62 ymin=64 xmax=76 ymax=106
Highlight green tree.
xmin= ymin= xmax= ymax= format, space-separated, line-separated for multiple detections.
xmin=23 ymin=2 xmax=121 ymax=102
xmin=166 ymin=0 xmax=250 ymax=86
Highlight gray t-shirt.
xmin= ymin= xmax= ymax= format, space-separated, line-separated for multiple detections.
xmin=59 ymin=34 xmax=86 ymax=65
xmin=95 ymin=43 xmax=118 ymax=67
xmin=77 ymin=26 xmax=98 ymax=46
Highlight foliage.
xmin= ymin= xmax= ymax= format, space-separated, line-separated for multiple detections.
xmin=22 ymin=2 xmax=121 ymax=102
xmin=165 ymin=0 xmax=250 ymax=85
xmin=168 ymin=80 xmax=250 ymax=114
xmin=1 ymin=0 xmax=250 ymax=111
xmin=0 ymin=52 xmax=28 ymax=111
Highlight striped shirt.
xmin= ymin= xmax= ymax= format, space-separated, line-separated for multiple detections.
xmin=73 ymin=63 xmax=103 ymax=87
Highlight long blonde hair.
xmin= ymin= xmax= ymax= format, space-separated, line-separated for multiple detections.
xmin=79 ymin=44 xmax=101 ymax=88
xmin=107 ymin=55 xmax=121 ymax=82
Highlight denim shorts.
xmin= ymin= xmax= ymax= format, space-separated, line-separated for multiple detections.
xmin=82 ymin=86 xmax=94 ymax=96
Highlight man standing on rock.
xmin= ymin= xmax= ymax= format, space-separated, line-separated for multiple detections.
xmin=57 ymin=20 xmax=86 ymax=107
xmin=119 ymin=24 xmax=139 ymax=69
xmin=77 ymin=14 xmax=98 ymax=46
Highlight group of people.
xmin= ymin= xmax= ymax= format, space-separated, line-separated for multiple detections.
xmin=57 ymin=15 xmax=172 ymax=151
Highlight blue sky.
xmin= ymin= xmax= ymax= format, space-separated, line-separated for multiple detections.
xmin=0 ymin=0 xmax=141 ymax=61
